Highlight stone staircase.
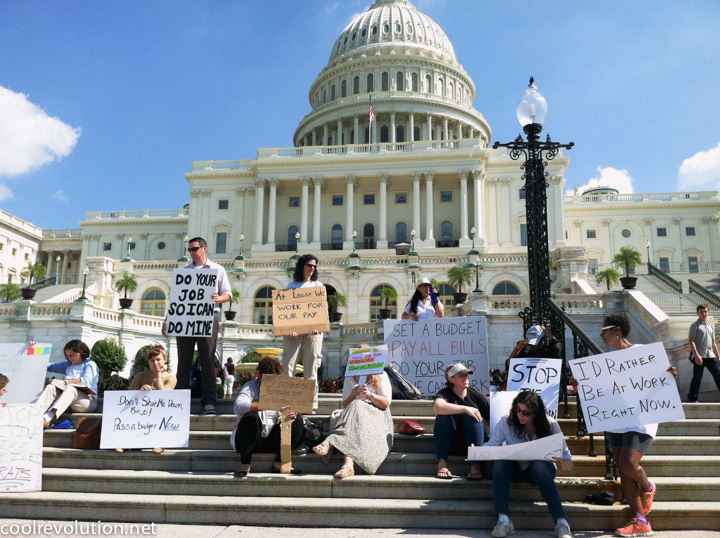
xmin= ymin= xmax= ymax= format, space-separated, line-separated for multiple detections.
xmin=2 ymin=395 xmax=719 ymax=531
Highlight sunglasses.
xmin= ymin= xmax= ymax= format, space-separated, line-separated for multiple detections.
xmin=305 ymin=263 xmax=317 ymax=268
xmin=516 ymin=409 xmax=533 ymax=417
xmin=188 ymin=246 xmax=204 ymax=252
xmin=600 ymin=325 xmax=616 ymax=332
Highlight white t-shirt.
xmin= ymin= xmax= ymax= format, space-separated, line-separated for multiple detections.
xmin=404 ymin=297 xmax=437 ymax=319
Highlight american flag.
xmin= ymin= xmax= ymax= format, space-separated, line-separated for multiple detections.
xmin=369 ymin=95 xmax=375 ymax=124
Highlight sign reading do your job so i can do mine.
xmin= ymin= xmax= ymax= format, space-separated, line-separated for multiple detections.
xmin=165 ymin=268 xmax=218 ymax=337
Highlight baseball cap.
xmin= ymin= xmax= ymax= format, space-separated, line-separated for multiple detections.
xmin=445 ymin=362 xmax=474 ymax=379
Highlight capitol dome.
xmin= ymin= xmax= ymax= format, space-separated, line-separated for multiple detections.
xmin=293 ymin=0 xmax=491 ymax=148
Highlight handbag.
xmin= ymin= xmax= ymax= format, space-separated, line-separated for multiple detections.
xmin=72 ymin=416 xmax=102 ymax=449
xmin=396 ymin=419 xmax=425 ymax=436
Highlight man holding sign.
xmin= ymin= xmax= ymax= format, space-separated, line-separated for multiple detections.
xmin=163 ymin=237 xmax=230 ymax=416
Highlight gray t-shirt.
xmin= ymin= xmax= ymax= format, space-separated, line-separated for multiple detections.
xmin=689 ymin=319 xmax=716 ymax=358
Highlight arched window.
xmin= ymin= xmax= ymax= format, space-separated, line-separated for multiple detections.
xmin=331 ymin=224 xmax=343 ymax=250
xmin=381 ymin=72 xmax=389 ymax=91
xmin=440 ymin=221 xmax=453 ymax=247
xmin=396 ymin=126 xmax=405 ymax=143
xmin=370 ymin=284 xmax=397 ymax=321
xmin=363 ymin=223 xmax=375 ymax=249
xmin=341 ymin=80 xmax=347 ymax=98
xmin=380 ymin=125 xmax=389 ymax=142
xmin=411 ymin=73 xmax=418 ymax=92
xmin=331 ymin=84 xmax=336 ymax=101
xmin=438 ymin=283 xmax=456 ymax=308
xmin=141 ymin=288 xmax=166 ymax=317
xmin=395 ymin=222 xmax=407 ymax=244
xmin=414 ymin=126 xmax=420 ymax=141
xmin=254 ymin=286 xmax=276 ymax=324
xmin=323 ymin=89 xmax=326 ymax=104
xmin=448 ymin=82 xmax=454 ymax=99
xmin=425 ymin=75 xmax=431 ymax=93
xmin=288 ymin=225 xmax=299 ymax=251
xmin=353 ymin=76 xmax=360 ymax=95
xmin=492 ymin=282 xmax=521 ymax=295
xmin=350 ymin=129 xmax=355 ymax=144
xmin=367 ymin=73 xmax=374 ymax=93
xmin=396 ymin=72 xmax=404 ymax=91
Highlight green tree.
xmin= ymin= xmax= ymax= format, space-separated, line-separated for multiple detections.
xmin=612 ymin=246 xmax=643 ymax=278
xmin=92 ymin=337 xmax=128 ymax=385
xmin=595 ymin=268 xmax=621 ymax=291
xmin=227 ymin=288 xmax=241 ymax=312
xmin=0 ymin=283 xmax=20 ymax=303
xmin=327 ymin=292 xmax=347 ymax=313
xmin=21 ymin=262 xmax=46 ymax=287
xmin=447 ymin=265 xmax=473 ymax=294
xmin=115 ymin=273 xmax=138 ymax=299
xmin=379 ymin=286 xmax=397 ymax=308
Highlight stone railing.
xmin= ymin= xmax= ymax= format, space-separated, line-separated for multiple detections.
xmin=340 ymin=323 xmax=380 ymax=337
xmin=83 ymin=209 xmax=189 ymax=221
xmin=563 ymin=191 xmax=714 ymax=205
xmin=132 ymin=261 xmax=181 ymax=272
xmin=42 ymin=228 xmax=82 ymax=239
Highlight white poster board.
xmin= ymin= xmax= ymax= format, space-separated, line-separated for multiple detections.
xmin=99 ymin=390 xmax=191 ymax=449
xmin=0 ymin=404 xmax=43 ymax=492
xmin=489 ymin=391 xmax=519 ymax=437
xmin=507 ymin=358 xmax=562 ymax=418
xmin=165 ymin=268 xmax=218 ymax=337
xmin=345 ymin=345 xmax=388 ymax=377
xmin=468 ymin=433 xmax=564 ymax=461
xmin=0 ymin=343 xmax=52 ymax=404
xmin=384 ymin=317 xmax=490 ymax=396
xmin=569 ymin=342 xmax=685 ymax=434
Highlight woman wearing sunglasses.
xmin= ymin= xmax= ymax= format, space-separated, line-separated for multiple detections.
xmin=487 ymin=390 xmax=574 ymax=538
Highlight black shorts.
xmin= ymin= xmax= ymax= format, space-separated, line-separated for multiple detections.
xmin=607 ymin=431 xmax=654 ymax=454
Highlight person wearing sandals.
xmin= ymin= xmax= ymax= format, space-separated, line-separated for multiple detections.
xmin=487 ymin=391 xmax=574 ymax=538
xmin=231 ymin=357 xmax=304 ymax=477
xmin=116 ymin=346 xmax=176 ymax=454
xmin=312 ymin=370 xmax=393 ymax=478
xmin=433 ymin=362 xmax=489 ymax=480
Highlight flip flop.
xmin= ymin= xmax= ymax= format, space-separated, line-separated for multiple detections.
xmin=334 ymin=466 xmax=355 ymax=479
xmin=436 ymin=468 xmax=453 ymax=479
xmin=467 ymin=471 xmax=483 ymax=481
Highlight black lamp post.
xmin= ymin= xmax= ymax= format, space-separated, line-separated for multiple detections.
xmin=646 ymin=240 xmax=651 ymax=269
xmin=493 ymin=78 xmax=573 ymax=329
xmin=469 ymin=227 xmax=482 ymax=292
xmin=79 ymin=266 xmax=89 ymax=300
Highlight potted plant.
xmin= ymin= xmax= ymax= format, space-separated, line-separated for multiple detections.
xmin=0 ymin=282 xmax=20 ymax=303
xmin=612 ymin=246 xmax=643 ymax=289
xmin=379 ymin=286 xmax=397 ymax=319
xmin=91 ymin=337 xmax=128 ymax=395
xmin=115 ymin=272 xmax=138 ymax=309
xmin=224 ymin=288 xmax=241 ymax=320
xmin=20 ymin=262 xmax=46 ymax=300
xmin=595 ymin=267 xmax=621 ymax=291
xmin=327 ymin=292 xmax=347 ymax=322
xmin=447 ymin=264 xmax=473 ymax=304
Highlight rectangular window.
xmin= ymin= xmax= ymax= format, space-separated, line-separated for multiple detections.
xmin=520 ymin=224 xmax=527 ymax=247
xmin=659 ymin=257 xmax=670 ymax=272
xmin=395 ymin=192 xmax=407 ymax=204
xmin=519 ymin=188 xmax=526 ymax=200
xmin=0 ymin=243 xmax=3 ymax=251
xmin=364 ymin=194 xmax=375 ymax=205
xmin=218 ymin=199 xmax=229 ymax=210
xmin=586 ymin=229 xmax=597 ymax=239
xmin=11 ymin=248 xmax=17 ymax=256
xmin=103 ymin=242 xmax=112 ymax=251
xmin=656 ymin=227 xmax=667 ymax=237
xmin=440 ymin=191 xmax=452 ymax=202
xmin=688 ymin=256 xmax=699 ymax=273
xmin=289 ymin=196 xmax=300 ymax=207
xmin=588 ymin=259 xmax=598 ymax=275
xmin=332 ymin=195 xmax=343 ymax=206
xmin=24 ymin=253 xmax=29 ymax=261
xmin=685 ymin=226 xmax=696 ymax=236
xmin=216 ymin=232 xmax=227 ymax=254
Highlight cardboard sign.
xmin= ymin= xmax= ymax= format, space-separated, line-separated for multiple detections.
xmin=383 ymin=317 xmax=490 ymax=396
xmin=0 ymin=343 xmax=52 ymax=404
xmin=489 ymin=391 xmax=519 ymax=437
xmin=258 ymin=374 xmax=315 ymax=415
xmin=99 ymin=390 xmax=191 ymax=449
xmin=569 ymin=342 xmax=685 ymax=434
xmin=0 ymin=404 xmax=43 ymax=492
xmin=272 ymin=286 xmax=330 ymax=336
xmin=345 ymin=345 xmax=388 ymax=377
xmin=507 ymin=358 xmax=562 ymax=419
xmin=165 ymin=268 xmax=218 ymax=337
xmin=468 ymin=433 xmax=564 ymax=462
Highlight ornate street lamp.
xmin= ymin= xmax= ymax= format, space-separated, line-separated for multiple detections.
xmin=178 ymin=234 xmax=189 ymax=262
xmin=236 ymin=233 xmax=245 ymax=260
xmin=469 ymin=227 xmax=481 ymax=292
xmin=290 ymin=231 xmax=301 ymax=260
xmin=55 ymin=255 xmax=61 ymax=284
xmin=410 ymin=228 xmax=416 ymax=255
xmin=79 ymin=266 xmax=89 ymax=301
xmin=122 ymin=237 xmax=133 ymax=262
xmin=352 ymin=230 xmax=357 ymax=254
xmin=493 ymin=78 xmax=573 ymax=328
xmin=646 ymin=240 xmax=651 ymax=268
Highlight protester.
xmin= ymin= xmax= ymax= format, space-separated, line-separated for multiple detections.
xmin=687 ymin=304 xmax=720 ymax=402
xmin=282 ymin=254 xmax=324 ymax=412
xmin=401 ymin=277 xmax=444 ymax=321
xmin=230 ymin=357 xmax=304 ymax=477
xmin=433 ymin=362 xmax=489 ymax=480
xmin=312 ymin=369 xmax=393 ymax=478
xmin=506 ymin=325 xmax=561 ymax=367
xmin=35 ymin=340 xmax=98 ymax=428
xmin=0 ymin=373 xmax=8 ymax=399
xmin=487 ymin=391 xmax=574 ymax=538
xmin=163 ymin=237 xmax=231 ymax=416
xmin=223 ymin=358 xmax=236 ymax=399
xmin=598 ymin=313 xmax=678 ymax=537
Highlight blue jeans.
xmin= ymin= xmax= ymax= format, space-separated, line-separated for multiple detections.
xmin=434 ymin=414 xmax=484 ymax=463
xmin=492 ymin=459 xmax=566 ymax=522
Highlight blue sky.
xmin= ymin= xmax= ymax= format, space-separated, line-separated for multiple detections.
xmin=1 ymin=0 xmax=719 ymax=231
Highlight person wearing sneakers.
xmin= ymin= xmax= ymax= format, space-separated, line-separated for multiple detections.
xmin=598 ymin=314 xmax=677 ymax=537
xmin=487 ymin=391 xmax=574 ymax=538
xmin=687 ymin=304 xmax=720 ymax=403
xmin=432 ymin=362 xmax=489 ymax=480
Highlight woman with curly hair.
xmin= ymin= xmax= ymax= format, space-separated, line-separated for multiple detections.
xmin=487 ymin=391 xmax=574 ymax=538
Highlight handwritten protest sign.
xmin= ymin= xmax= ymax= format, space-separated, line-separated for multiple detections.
xmin=0 ymin=343 xmax=52 ymax=404
xmin=345 ymin=345 xmax=388 ymax=378
xmin=490 ymin=391 xmax=519 ymax=436
xmin=99 ymin=390 xmax=191 ymax=449
xmin=468 ymin=433 xmax=564 ymax=462
xmin=272 ymin=286 xmax=329 ymax=336
xmin=258 ymin=374 xmax=315 ymax=415
xmin=507 ymin=358 xmax=562 ymax=418
xmin=0 ymin=404 xmax=43 ymax=492
xmin=165 ymin=268 xmax=218 ymax=337
xmin=570 ymin=342 xmax=684 ymax=434
xmin=383 ymin=317 xmax=489 ymax=395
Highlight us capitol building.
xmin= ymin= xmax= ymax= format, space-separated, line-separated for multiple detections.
xmin=2 ymin=0 xmax=719 ymax=390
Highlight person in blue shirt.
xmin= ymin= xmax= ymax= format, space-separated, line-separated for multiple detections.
xmin=35 ymin=340 xmax=99 ymax=428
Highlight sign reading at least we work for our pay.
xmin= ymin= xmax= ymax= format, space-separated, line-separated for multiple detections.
xmin=165 ymin=268 xmax=218 ymax=337
xmin=345 ymin=345 xmax=388 ymax=377
xmin=272 ymin=286 xmax=329 ymax=336
xmin=383 ymin=317 xmax=489 ymax=396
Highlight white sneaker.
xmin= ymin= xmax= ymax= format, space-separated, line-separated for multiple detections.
xmin=491 ymin=519 xmax=515 ymax=538
xmin=555 ymin=521 xmax=574 ymax=538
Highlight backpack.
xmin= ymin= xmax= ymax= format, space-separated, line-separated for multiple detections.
xmin=383 ymin=365 xmax=423 ymax=400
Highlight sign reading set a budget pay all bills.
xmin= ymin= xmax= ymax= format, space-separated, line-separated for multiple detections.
xmin=165 ymin=268 xmax=218 ymax=337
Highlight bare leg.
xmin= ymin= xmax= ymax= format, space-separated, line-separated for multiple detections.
xmin=612 ymin=445 xmax=649 ymax=516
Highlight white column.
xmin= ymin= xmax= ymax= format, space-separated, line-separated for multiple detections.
xmin=456 ymin=121 xmax=463 ymax=140
xmin=300 ymin=177 xmax=311 ymax=243
xmin=458 ymin=170 xmax=469 ymax=241
xmin=353 ymin=116 xmax=359 ymax=145
xmin=551 ymin=176 xmax=566 ymax=246
xmin=412 ymin=172 xmax=422 ymax=240
xmin=344 ymin=175 xmax=356 ymax=249
xmin=443 ymin=116 xmax=449 ymax=141
xmin=311 ymin=130 xmax=317 ymax=146
xmin=499 ymin=178 xmax=512 ymax=246
xmin=473 ymin=169 xmax=486 ymax=247
xmin=266 ymin=178 xmax=278 ymax=247
xmin=487 ymin=179 xmax=498 ymax=246
xmin=254 ymin=179 xmax=265 ymax=246
xmin=312 ymin=177 xmax=322 ymax=245
xmin=322 ymin=124 xmax=328 ymax=146
xmin=235 ymin=188 xmax=247 ymax=252
xmin=673 ymin=217 xmax=684 ymax=267
xmin=390 ymin=113 xmax=396 ymax=143
xmin=424 ymin=172 xmax=435 ymax=242
xmin=378 ymin=173 xmax=388 ymax=248
xmin=426 ymin=114 xmax=433 ymax=141
xmin=336 ymin=120 xmax=342 ymax=146
xmin=408 ymin=111 xmax=415 ymax=142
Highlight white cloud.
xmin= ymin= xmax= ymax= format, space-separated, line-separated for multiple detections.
xmin=0 ymin=85 xmax=81 ymax=185
xmin=0 ymin=183 xmax=14 ymax=201
xmin=52 ymin=189 xmax=69 ymax=203
xmin=566 ymin=166 xmax=634 ymax=196
xmin=677 ymin=141 xmax=720 ymax=190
